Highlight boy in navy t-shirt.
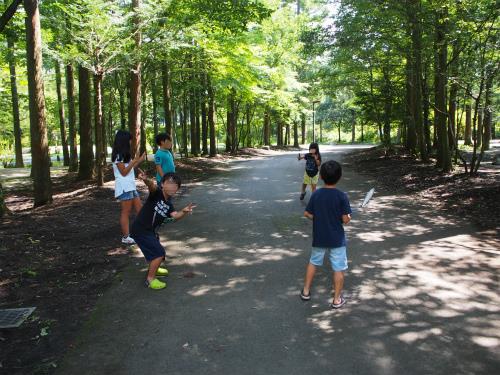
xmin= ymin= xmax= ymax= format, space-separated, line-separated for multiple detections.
xmin=131 ymin=171 xmax=195 ymax=290
xmin=300 ymin=160 xmax=352 ymax=309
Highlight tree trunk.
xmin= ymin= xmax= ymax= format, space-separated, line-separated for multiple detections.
xmin=152 ymin=74 xmax=159 ymax=152
xmin=119 ymin=88 xmax=126 ymax=130
xmin=245 ymin=104 xmax=252 ymax=148
xmin=107 ymin=91 xmax=114 ymax=149
xmin=78 ymin=66 xmax=94 ymax=180
xmin=264 ymin=107 xmax=270 ymax=146
xmin=293 ymin=119 xmax=299 ymax=147
xmin=65 ymin=64 xmax=78 ymax=171
xmin=435 ymin=7 xmax=451 ymax=172
xmin=93 ymin=72 xmax=105 ymax=186
xmin=140 ymin=82 xmax=147 ymax=155
xmin=190 ymin=87 xmax=197 ymax=156
xmin=55 ymin=62 xmax=70 ymax=166
xmin=195 ymin=85 xmax=201 ymax=155
xmin=208 ymin=75 xmax=217 ymax=156
xmin=351 ymin=116 xmax=355 ymax=143
xmin=201 ymin=73 xmax=208 ymax=155
xmin=476 ymin=108 xmax=483 ymax=149
xmin=482 ymin=72 xmax=494 ymax=150
xmin=128 ymin=0 xmax=142 ymax=158
xmin=161 ymin=61 xmax=172 ymax=136
xmin=464 ymin=104 xmax=472 ymax=145
xmin=0 ymin=0 xmax=22 ymax=34
xmin=410 ymin=0 xmax=427 ymax=161
xmin=277 ymin=117 xmax=283 ymax=146
xmin=6 ymin=33 xmax=23 ymax=167
xmin=433 ymin=47 xmax=439 ymax=151
xmin=405 ymin=50 xmax=417 ymax=153
xmin=447 ymin=41 xmax=460 ymax=153
xmin=382 ymin=67 xmax=392 ymax=147
xmin=422 ymin=63 xmax=432 ymax=154
xmin=301 ymin=112 xmax=306 ymax=144
xmin=24 ymin=0 xmax=52 ymax=206
xmin=182 ymin=99 xmax=189 ymax=157
xmin=285 ymin=121 xmax=290 ymax=146
xmin=227 ymin=89 xmax=237 ymax=153
xmin=338 ymin=121 xmax=342 ymax=142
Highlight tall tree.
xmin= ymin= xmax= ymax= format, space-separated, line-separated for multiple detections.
xmin=129 ymin=0 xmax=142 ymax=158
xmin=409 ymin=0 xmax=427 ymax=161
xmin=77 ymin=66 xmax=94 ymax=180
xmin=207 ymin=74 xmax=217 ymax=157
xmin=55 ymin=62 xmax=70 ymax=166
xmin=435 ymin=7 xmax=451 ymax=172
xmin=161 ymin=61 xmax=173 ymax=136
xmin=5 ymin=24 xmax=23 ymax=167
xmin=24 ymin=0 xmax=52 ymax=206
xmin=65 ymin=63 xmax=78 ymax=172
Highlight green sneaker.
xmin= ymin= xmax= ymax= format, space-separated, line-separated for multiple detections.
xmin=146 ymin=278 xmax=166 ymax=290
xmin=156 ymin=267 xmax=169 ymax=277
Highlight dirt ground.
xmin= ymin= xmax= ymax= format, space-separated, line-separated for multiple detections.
xmin=0 ymin=149 xmax=278 ymax=375
xmin=1 ymin=145 xmax=497 ymax=374
xmin=343 ymin=145 xmax=500 ymax=234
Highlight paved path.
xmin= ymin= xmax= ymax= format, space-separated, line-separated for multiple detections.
xmin=57 ymin=145 xmax=500 ymax=375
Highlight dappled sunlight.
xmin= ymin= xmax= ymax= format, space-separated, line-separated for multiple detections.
xmin=471 ymin=336 xmax=500 ymax=348
xmin=396 ymin=328 xmax=443 ymax=344
xmin=307 ymin=311 xmax=337 ymax=334
xmin=355 ymin=230 xmax=395 ymax=242
xmin=220 ymin=197 xmax=261 ymax=205
xmin=274 ymin=198 xmax=295 ymax=203
xmin=188 ymin=277 xmax=249 ymax=297
xmin=232 ymin=247 xmax=300 ymax=266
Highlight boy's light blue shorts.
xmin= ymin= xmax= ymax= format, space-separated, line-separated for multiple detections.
xmin=310 ymin=246 xmax=348 ymax=271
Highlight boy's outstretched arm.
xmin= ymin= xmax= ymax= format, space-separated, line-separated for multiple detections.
xmin=171 ymin=203 xmax=197 ymax=221
xmin=138 ymin=169 xmax=157 ymax=194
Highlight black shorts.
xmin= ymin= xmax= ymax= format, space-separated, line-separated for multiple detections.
xmin=130 ymin=233 xmax=165 ymax=262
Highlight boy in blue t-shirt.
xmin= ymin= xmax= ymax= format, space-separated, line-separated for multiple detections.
xmin=155 ymin=133 xmax=175 ymax=185
xmin=300 ymin=160 xmax=352 ymax=309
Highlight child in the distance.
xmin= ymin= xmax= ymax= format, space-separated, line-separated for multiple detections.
xmin=297 ymin=142 xmax=321 ymax=200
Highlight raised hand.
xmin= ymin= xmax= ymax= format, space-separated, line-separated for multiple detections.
xmin=182 ymin=202 xmax=197 ymax=215
xmin=133 ymin=152 xmax=146 ymax=165
xmin=137 ymin=168 xmax=147 ymax=181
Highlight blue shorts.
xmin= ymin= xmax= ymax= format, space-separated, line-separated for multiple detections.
xmin=130 ymin=233 xmax=165 ymax=262
xmin=117 ymin=190 xmax=139 ymax=201
xmin=309 ymin=246 xmax=348 ymax=271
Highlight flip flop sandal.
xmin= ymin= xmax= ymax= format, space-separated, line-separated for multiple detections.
xmin=300 ymin=289 xmax=311 ymax=301
xmin=330 ymin=296 xmax=346 ymax=309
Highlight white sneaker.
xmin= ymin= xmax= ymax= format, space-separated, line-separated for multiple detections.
xmin=121 ymin=235 xmax=136 ymax=245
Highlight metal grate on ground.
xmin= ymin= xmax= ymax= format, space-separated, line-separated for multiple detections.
xmin=0 ymin=307 xmax=36 ymax=329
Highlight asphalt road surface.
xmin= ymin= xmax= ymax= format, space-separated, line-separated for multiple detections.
xmin=57 ymin=145 xmax=500 ymax=375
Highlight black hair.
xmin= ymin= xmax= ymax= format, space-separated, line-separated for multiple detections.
xmin=160 ymin=172 xmax=181 ymax=188
xmin=155 ymin=133 xmax=172 ymax=146
xmin=309 ymin=142 xmax=321 ymax=161
xmin=112 ymin=130 xmax=132 ymax=163
xmin=320 ymin=160 xmax=342 ymax=185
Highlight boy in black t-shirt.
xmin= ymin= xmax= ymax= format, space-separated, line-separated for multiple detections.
xmin=131 ymin=171 xmax=196 ymax=290
xmin=300 ymin=160 xmax=352 ymax=309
